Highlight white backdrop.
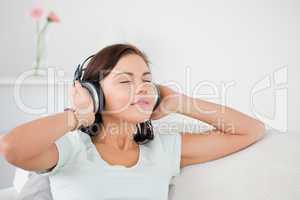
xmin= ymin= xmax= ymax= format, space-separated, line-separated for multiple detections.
xmin=0 ymin=0 xmax=299 ymax=132
xmin=0 ymin=0 xmax=299 ymax=191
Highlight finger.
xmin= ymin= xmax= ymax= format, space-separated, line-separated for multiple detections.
xmin=75 ymin=81 xmax=89 ymax=97
xmin=74 ymin=81 xmax=84 ymax=92
xmin=150 ymin=113 xmax=157 ymax=120
xmin=70 ymin=85 xmax=76 ymax=97
xmin=70 ymin=89 xmax=75 ymax=107
xmin=74 ymin=80 xmax=81 ymax=87
xmin=150 ymin=112 xmax=161 ymax=120
xmin=150 ymin=107 xmax=161 ymax=120
xmin=69 ymin=85 xmax=77 ymax=107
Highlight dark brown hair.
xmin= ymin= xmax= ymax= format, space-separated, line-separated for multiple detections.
xmin=83 ymin=43 xmax=150 ymax=81
xmin=79 ymin=43 xmax=154 ymax=144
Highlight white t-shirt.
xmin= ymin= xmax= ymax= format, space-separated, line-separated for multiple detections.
xmin=33 ymin=129 xmax=182 ymax=200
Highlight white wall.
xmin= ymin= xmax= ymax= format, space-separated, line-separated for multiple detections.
xmin=1 ymin=0 xmax=299 ymax=132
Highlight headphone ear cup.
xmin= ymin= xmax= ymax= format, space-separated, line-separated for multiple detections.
xmin=80 ymin=81 xmax=105 ymax=113
xmin=153 ymin=84 xmax=161 ymax=111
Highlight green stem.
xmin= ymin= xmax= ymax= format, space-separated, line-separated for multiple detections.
xmin=41 ymin=21 xmax=49 ymax=34
xmin=34 ymin=21 xmax=49 ymax=75
xmin=34 ymin=21 xmax=40 ymax=75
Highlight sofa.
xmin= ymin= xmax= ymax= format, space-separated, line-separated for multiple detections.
xmin=0 ymin=128 xmax=299 ymax=200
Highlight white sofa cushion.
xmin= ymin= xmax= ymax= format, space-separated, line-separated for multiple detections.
xmin=12 ymin=129 xmax=300 ymax=200
xmin=171 ymin=129 xmax=300 ymax=200
xmin=0 ymin=187 xmax=18 ymax=200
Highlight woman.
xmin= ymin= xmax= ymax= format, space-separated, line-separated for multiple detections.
xmin=0 ymin=43 xmax=266 ymax=199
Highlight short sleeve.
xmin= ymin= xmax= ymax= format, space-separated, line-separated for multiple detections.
xmin=33 ymin=131 xmax=79 ymax=176
xmin=159 ymin=132 xmax=182 ymax=177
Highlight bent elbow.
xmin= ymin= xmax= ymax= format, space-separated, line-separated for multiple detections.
xmin=0 ymin=136 xmax=19 ymax=165
xmin=254 ymin=121 xmax=266 ymax=141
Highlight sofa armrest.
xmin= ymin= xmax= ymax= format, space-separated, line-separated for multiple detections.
xmin=0 ymin=187 xmax=18 ymax=200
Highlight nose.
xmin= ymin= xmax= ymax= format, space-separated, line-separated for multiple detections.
xmin=135 ymin=80 xmax=157 ymax=97
xmin=136 ymin=82 xmax=148 ymax=95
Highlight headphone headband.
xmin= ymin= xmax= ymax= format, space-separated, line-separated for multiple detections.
xmin=80 ymin=54 xmax=96 ymax=70
xmin=73 ymin=54 xmax=96 ymax=85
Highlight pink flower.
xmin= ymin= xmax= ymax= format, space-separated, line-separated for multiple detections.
xmin=29 ymin=6 xmax=44 ymax=20
xmin=47 ymin=11 xmax=60 ymax=23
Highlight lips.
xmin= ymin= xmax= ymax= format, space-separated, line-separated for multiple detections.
xmin=131 ymin=98 xmax=150 ymax=106
xmin=136 ymin=100 xmax=150 ymax=105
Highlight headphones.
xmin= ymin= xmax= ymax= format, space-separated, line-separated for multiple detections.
xmin=73 ymin=54 xmax=161 ymax=118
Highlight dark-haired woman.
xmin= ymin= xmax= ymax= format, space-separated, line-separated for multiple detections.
xmin=0 ymin=43 xmax=266 ymax=200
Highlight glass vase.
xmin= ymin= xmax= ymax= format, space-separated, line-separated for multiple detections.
xmin=32 ymin=30 xmax=48 ymax=76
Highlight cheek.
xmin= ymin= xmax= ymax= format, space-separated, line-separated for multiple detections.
xmin=105 ymin=88 xmax=134 ymax=111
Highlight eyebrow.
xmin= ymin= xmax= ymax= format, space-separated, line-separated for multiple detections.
xmin=113 ymin=71 xmax=152 ymax=77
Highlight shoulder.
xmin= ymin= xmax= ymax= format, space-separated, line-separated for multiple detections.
xmin=158 ymin=132 xmax=182 ymax=152
xmin=144 ymin=131 xmax=182 ymax=177
xmin=34 ymin=130 xmax=90 ymax=176
xmin=55 ymin=130 xmax=88 ymax=153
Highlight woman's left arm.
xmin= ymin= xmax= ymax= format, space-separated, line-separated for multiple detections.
xmin=176 ymin=94 xmax=266 ymax=168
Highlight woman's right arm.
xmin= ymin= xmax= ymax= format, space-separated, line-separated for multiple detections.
xmin=0 ymin=110 xmax=77 ymax=171
xmin=0 ymin=81 xmax=95 ymax=172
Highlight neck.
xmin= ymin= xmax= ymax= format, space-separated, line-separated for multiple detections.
xmin=92 ymin=115 xmax=138 ymax=151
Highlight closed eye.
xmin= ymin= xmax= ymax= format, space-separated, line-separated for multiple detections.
xmin=120 ymin=80 xmax=151 ymax=83
xmin=120 ymin=81 xmax=130 ymax=83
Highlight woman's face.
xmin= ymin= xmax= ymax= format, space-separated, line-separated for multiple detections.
xmin=100 ymin=54 xmax=158 ymax=123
